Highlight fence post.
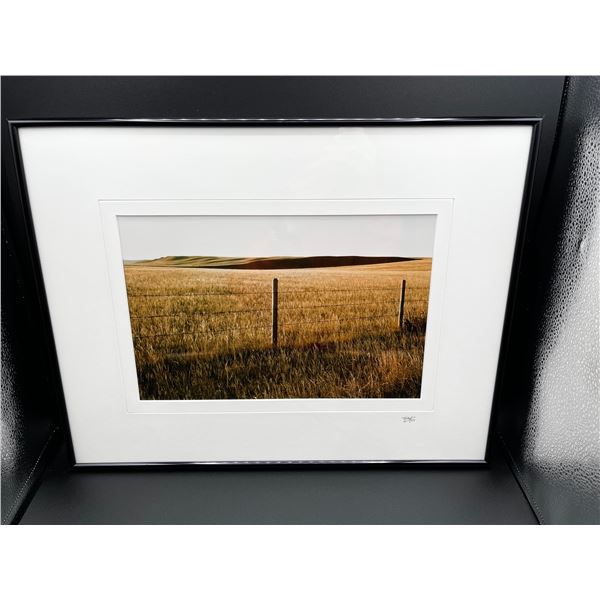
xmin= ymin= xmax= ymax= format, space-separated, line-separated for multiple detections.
xmin=398 ymin=279 xmax=406 ymax=331
xmin=272 ymin=277 xmax=279 ymax=348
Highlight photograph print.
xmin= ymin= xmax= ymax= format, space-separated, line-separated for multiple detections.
xmin=118 ymin=214 xmax=435 ymax=400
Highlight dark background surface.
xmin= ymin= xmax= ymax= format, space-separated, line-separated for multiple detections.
xmin=4 ymin=76 xmax=596 ymax=525
xmin=497 ymin=76 xmax=600 ymax=524
xmin=20 ymin=442 xmax=536 ymax=525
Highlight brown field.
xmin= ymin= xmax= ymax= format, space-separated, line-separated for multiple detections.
xmin=124 ymin=257 xmax=432 ymax=399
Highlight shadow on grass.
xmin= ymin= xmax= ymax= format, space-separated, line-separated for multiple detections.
xmin=136 ymin=321 xmax=427 ymax=401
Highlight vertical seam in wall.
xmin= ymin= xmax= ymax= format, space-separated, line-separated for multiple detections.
xmin=551 ymin=77 xmax=572 ymax=156
xmin=498 ymin=433 xmax=545 ymax=524
xmin=497 ymin=77 xmax=573 ymax=527
xmin=1 ymin=426 xmax=59 ymax=525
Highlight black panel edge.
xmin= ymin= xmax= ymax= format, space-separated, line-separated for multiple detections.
xmin=7 ymin=123 xmax=77 ymax=467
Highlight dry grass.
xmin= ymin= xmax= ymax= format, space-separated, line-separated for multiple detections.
xmin=124 ymin=258 xmax=432 ymax=399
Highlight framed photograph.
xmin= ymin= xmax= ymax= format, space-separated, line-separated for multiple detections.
xmin=11 ymin=118 xmax=539 ymax=465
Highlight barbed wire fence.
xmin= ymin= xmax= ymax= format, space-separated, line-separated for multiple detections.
xmin=128 ymin=278 xmax=429 ymax=352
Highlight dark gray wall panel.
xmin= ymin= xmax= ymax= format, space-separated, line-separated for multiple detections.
xmin=1 ymin=209 xmax=58 ymax=524
xmin=498 ymin=76 xmax=600 ymax=524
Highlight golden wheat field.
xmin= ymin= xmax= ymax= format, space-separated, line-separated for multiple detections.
xmin=124 ymin=257 xmax=432 ymax=399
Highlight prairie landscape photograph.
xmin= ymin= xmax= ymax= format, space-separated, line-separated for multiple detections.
xmin=118 ymin=215 xmax=434 ymax=400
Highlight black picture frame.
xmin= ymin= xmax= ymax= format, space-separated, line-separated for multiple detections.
xmin=7 ymin=115 xmax=542 ymax=468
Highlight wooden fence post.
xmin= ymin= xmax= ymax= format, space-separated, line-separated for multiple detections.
xmin=398 ymin=279 xmax=406 ymax=331
xmin=272 ymin=277 xmax=279 ymax=348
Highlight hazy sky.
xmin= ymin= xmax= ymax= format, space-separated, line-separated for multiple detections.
xmin=118 ymin=215 xmax=436 ymax=261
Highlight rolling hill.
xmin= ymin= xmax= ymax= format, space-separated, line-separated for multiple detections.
xmin=123 ymin=256 xmax=420 ymax=270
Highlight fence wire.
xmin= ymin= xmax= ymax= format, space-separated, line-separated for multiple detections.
xmin=129 ymin=298 xmax=428 ymax=320
xmin=128 ymin=286 xmax=430 ymax=299
xmin=129 ymin=280 xmax=430 ymax=346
